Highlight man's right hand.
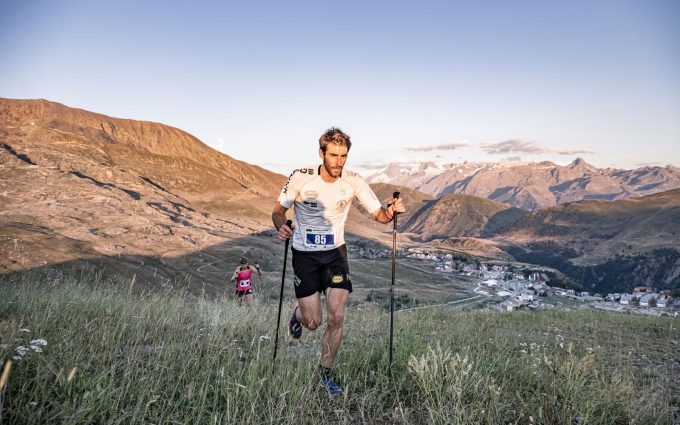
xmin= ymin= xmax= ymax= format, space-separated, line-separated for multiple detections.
xmin=272 ymin=203 xmax=293 ymax=241
xmin=277 ymin=222 xmax=293 ymax=241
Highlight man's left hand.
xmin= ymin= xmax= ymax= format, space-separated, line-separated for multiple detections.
xmin=388 ymin=197 xmax=405 ymax=218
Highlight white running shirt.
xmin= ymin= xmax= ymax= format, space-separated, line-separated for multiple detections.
xmin=277 ymin=165 xmax=382 ymax=251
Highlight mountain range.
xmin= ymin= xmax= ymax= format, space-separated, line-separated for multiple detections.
xmin=366 ymin=159 xmax=680 ymax=211
xmin=358 ymin=182 xmax=680 ymax=292
xmin=1 ymin=98 xmax=678 ymax=294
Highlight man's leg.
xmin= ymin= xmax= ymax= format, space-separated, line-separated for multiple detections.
xmin=320 ymin=287 xmax=349 ymax=368
xmin=295 ymin=292 xmax=323 ymax=331
xmin=289 ymin=249 xmax=322 ymax=339
xmin=246 ymin=293 xmax=254 ymax=307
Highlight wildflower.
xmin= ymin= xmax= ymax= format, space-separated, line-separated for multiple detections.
xmin=12 ymin=356 xmax=22 ymax=362
xmin=30 ymin=345 xmax=43 ymax=353
xmin=30 ymin=339 xmax=47 ymax=347
xmin=18 ymin=328 xmax=31 ymax=333
xmin=15 ymin=346 xmax=28 ymax=356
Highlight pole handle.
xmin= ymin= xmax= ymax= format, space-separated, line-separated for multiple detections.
xmin=391 ymin=192 xmax=400 ymax=227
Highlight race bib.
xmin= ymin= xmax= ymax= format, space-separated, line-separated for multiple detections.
xmin=304 ymin=226 xmax=335 ymax=249
xmin=238 ymin=279 xmax=251 ymax=289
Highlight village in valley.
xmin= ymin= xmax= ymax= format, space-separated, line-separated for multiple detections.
xmin=349 ymin=245 xmax=678 ymax=316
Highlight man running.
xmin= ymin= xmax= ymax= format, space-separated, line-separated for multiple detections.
xmin=230 ymin=257 xmax=261 ymax=307
xmin=272 ymin=127 xmax=405 ymax=395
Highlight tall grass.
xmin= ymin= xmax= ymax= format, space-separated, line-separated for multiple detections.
xmin=1 ymin=265 xmax=677 ymax=424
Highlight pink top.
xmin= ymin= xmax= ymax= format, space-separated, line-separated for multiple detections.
xmin=236 ymin=268 xmax=252 ymax=292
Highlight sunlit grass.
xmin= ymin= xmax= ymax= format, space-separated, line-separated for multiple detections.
xmin=1 ymin=265 xmax=677 ymax=424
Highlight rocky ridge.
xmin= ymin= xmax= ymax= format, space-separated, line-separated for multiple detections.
xmin=367 ymin=159 xmax=680 ymax=210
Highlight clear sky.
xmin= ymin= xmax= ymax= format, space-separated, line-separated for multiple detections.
xmin=2 ymin=0 xmax=679 ymax=175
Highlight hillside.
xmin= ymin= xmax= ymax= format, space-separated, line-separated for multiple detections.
xmin=401 ymin=194 xmax=528 ymax=240
xmin=496 ymin=189 xmax=680 ymax=292
xmin=0 ymin=98 xmax=285 ymax=285
xmin=2 ymin=268 xmax=677 ymax=424
xmin=0 ymin=98 xmax=285 ymax=218
xmin=367 ymin=159 xmax=680 ymax=210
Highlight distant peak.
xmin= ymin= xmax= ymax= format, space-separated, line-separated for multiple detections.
xmin=568 ymin=157 xmax=595 ymax=171
xmin=418 ymin=161 xmax=438 ymax=171
xmin=384 ymin=163 xmax=402 ymax=177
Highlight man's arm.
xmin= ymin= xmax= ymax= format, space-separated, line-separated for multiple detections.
xmin=229 ymin=268 xmax=238 ymax=282
xmin=272 ymin=202 xmax=293 ymax=240
xmin=250 ymin=265 xmax=262 ymax=277
xmin=372 ymin=197 xmax=405 ymax=224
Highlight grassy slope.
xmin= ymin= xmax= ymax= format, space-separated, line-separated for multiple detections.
xmin=1 ymin=266 xmax=678 ymax=424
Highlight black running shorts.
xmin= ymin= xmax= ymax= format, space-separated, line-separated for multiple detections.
xmin=291 ymin=245 xmax=352 ymax=299
xmin=235 ymin=289 xmax=253 ymax=297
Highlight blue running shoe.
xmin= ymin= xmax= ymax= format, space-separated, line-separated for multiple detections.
xmin=321 ymin=374 xmax=343 ymax=396
xmin=288 ymin=307 xmax=302 ymax=339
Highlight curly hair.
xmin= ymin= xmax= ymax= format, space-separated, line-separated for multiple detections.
xmin=319 ymin=127 xmax=352 ymax=153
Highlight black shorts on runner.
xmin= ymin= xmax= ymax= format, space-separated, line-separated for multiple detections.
xmin=235 ymin=289 xmax=253 ymax=297
xmin=291 ymin=245 xmax=352 ymax=299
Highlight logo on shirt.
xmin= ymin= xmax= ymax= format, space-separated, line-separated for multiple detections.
xmin=304 ymin=190 xmax=319 ymax=199
xmin=331 ymin=275 xmax=344 ymax=284
xmin=281 ymin=168 xmax=313 ymax=194
xmin=303 ymin=201 xmax=318 ymax=208
xmin=336 ymin=199 xmax=348 ymax=211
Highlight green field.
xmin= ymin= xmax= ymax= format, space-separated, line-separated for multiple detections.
xmin=1 ymin=265 xmax=678 ymax=424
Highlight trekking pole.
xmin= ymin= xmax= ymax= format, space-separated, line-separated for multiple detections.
xmin=255 ymin=262 xmax=262 ymax=286
xmin=272 ymin=219 xmax=293 ymax=372
xmin=254 ymin=262 xmax=262 ymax=294
xmin=389 ymin=191 xmax=400 ymax=378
